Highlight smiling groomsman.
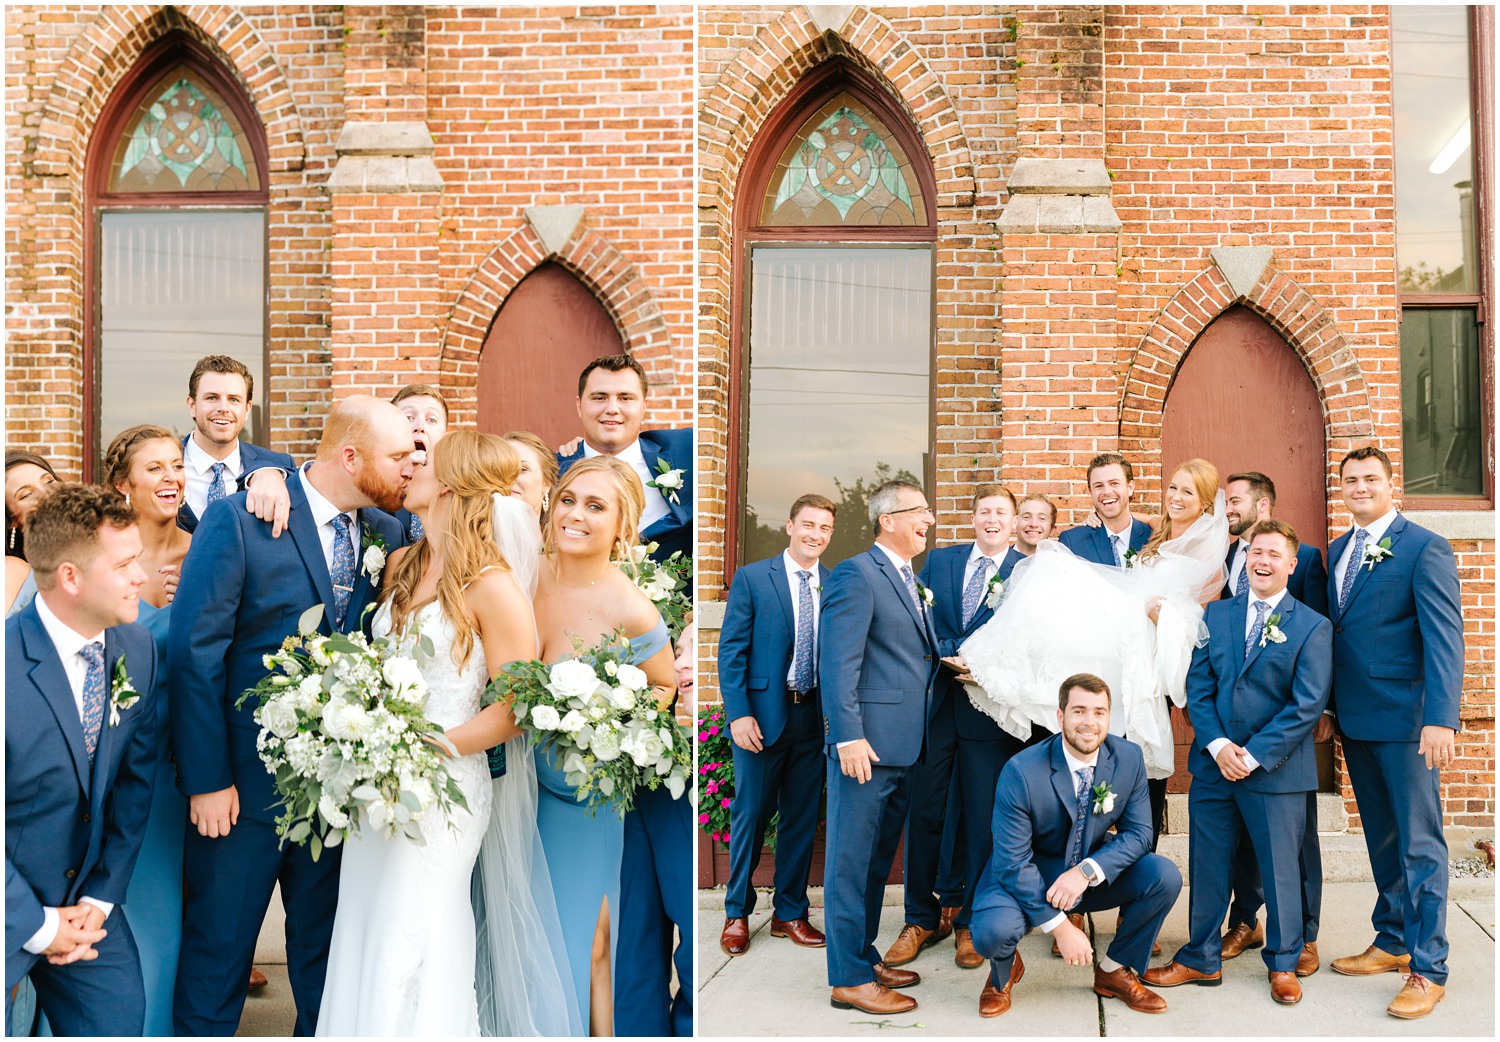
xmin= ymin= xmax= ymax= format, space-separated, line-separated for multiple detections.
xmin=1058 ymin=453 xmax=1152 ymax=569
xmin=1323 ymin=446 xmax=1463 ymax=1019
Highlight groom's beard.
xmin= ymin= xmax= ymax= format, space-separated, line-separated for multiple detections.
xmin=1063 ymin=722 xmax=1105 ymax=757
xmin=355 ymin=466 xmax=409 ymax=514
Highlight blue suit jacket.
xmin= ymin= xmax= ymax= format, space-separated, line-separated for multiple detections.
xmin=997 ymin=545 xmax=1027 ymax=582
xmin=717 ymin=554 xmax=830 ymax=748
xmin=168 ymin=478 xmax=406 ymax=824
xmin=817 ymin=546 xmax=939 ymax=768
xmin=557 ymin=428 xmax=693 ymax=563
xmin=1185 ymin=593 xmax=1332 ymax=793
xmin=1057 ymin=517 xmax=1152 ymax=568
xmin=1222 ymin=541 xmax=1329 ymax=617
xmin=175 ymin=436 xmax=296 ymax=535
xmin=6 ymin=606 xmax=159 ymax=989
xmin=972 ymin=734 xmax=1154 ymax=929
xmin=921 ymin=543 xmax=1006 ymax=741
xmin=1325 ymin=514 xmax=1464 ymax=742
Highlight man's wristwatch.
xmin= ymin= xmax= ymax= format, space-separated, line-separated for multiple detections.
xmin=1078 ymin=860 xmax=1099 ymax=883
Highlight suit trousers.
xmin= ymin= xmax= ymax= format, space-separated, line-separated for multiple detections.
xmin=1226 ymin=789 xmax=1322 ymax=938
xmin=903 ymin=692 xmax=960 ymax=928
xmin=615 ymin=786 xmax=694 ymax=1037
xmin=20 ymin=908 xmax=144 ymax=1037
xmin=935 ymin=773 xmax=966 ymax=907
xmin=1342 ymin=738 xmax=1449 ymax=984
xmin=824 ymin=756 xmax=913 ymax=987
xmin=953 ymin=730 xmax=1026 ymax=929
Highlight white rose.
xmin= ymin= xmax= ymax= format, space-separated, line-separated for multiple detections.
xmin=1101 ymin=793 xmax=1116 ymax=814
xmin=548 ymin=660 xmax=601 ymax=700
xmin=615 ymin=663 xmax=649 ymax=692
xmin=363 ymin=544 xmax=386 ymax=580
xmin=591 ymin=724 xmax=622 ymax=762
xmin=530 ymin=704 xmax=562 ymax=731
xmin=608 ymin=686 xmax=637 ymax=712
xmin=261 ymin=699 xmax=301 ymax=740
xmin=559 ymin=710 xmax=587 ymax=734
xmin=654 ymin=469 xmax=683 ymax=491
xmin=588 ymin=704 xmax=609 ymax=723
xmin=604 ymin=660 xmax=619 ymax=677
xmin=382 ymin=656 xmax=425 ymax=697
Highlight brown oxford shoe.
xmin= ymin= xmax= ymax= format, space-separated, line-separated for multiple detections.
xmin=954 ymin=927 xmax=984 ymax=969
xmin=1386 ymin=972 xmax=1445 ymax=1019
xmin=937 ymin=904 xmax=959 ymax=941
xmin=1296 ymin=941 xmax=1319 ymax=977
xmin=770 ymin=916 xmax=826 ymax=948
xmin=1141 ymin=960 xmax=1222 ymax=988
xmin=873 ymin=961 xmax=921 ymax=989
xmin=1094 ymin=965 xmax=1167 ymax=1013
xmin=248 ymin=967 xmax=269 ymax=991
xmin=883 ymin=922 xmax=938 ymax=967
xmin=830 ymin=981 xmax=917 ymax=1014
xmin=977 ymin=952 xmax=1024 ymax=1018
xmin=1269 ymin=970 xmax=1302 ymax=1005
xmin=1051 ymin=912 xmax=1085 ymax=956
xmin=719 ymin=917 xmax=750 ymax=957
xmin=1331 ymin=944 xmax=1410 ymax=976
xmin=1221 ymin=919 xmax=1265 ymax=959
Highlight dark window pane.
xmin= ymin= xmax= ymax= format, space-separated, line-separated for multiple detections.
xmin=1392 ymin=6 xmax=1476 ymax=293
xmin=1400 ymin=307 xmax=1484 ymax=496
xmin=99 ymin=210 xmax=266 ymax=454
xmin=743 ymin=246 xmax=931 ymax=566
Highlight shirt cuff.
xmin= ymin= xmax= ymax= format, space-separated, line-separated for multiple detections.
xmin=835 ymin=740 xmax=859 ymax=749
xmin=1240 ymin=751 xmax=1260 ymax=772
xmin=23 ymin=907 xmax=59 ymax=954
xmin=1081 ymin=857 xmax=1106 ymax=886
xmin=1206 ymin=737 xmax=1231 ymax=760
xmin=79 ymin=896 xmax=114 ymax=921
xmin=1040 ymin=911 xmax=1066 ymax=933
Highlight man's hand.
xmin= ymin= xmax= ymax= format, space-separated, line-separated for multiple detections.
xmin=189 ymin=785 xmax=240 ymax=838
xmin=1418 ymin=725 xmax=1456 ymax=771
xmin=1046 ymin=866 xmax=1089 ymax=911
xmin=837 ymin=739 xmax=880 ymax=784
xmin=1313 ymin=714 xmax=1335 ymax=744
xmin=159 ymin=564 xmax=181 ymax=605
xmin=730 ymin=716 xmax=764 ymax=753
xmin=244 ymin=468 xmax=291 ymax=538
xmin=940 ymin=655 xmax=974 ymax=684
xmin=42 ymin=906 xmax=107 ymax=965
xmin=1214 ymin=742 xmax=1252 ymax=781
xmin=1051 ymin=918 xmax=1093 ymax=967
xmin=557 ymin=436 xmax=583 ymax=457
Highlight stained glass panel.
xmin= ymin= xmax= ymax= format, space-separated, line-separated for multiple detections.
xmin=108 ymin=68 xmax=259 ymax=193
xmin=760 ymin=94 xmax=926 ymax=227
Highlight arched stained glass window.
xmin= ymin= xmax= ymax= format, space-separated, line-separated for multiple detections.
xmin=108 ymin=68 xmax=259 ymax=193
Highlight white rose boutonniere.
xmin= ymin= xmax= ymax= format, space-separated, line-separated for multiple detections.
xmin=1091 ymin=781 xmax=1115 ymax=815
xmin=1363 ymin=536 xmax=1394 ymax=572
xmin=647 ymin=458 xmax=684 ymax=505
xmin=109 ymin=656 xmax=142 ymax=727
xmin=983 ymin=572 xmax=1005 ymax=610
xmin=1122 ymin=548 xmax=1139 ymax=569
xmin=915 ymin=580 xmax=934 ymax=608
xmin=360 ymin=524 xmax=387 ymax=585
xmin=1258 ymin=612 xmax=1288 ymax=648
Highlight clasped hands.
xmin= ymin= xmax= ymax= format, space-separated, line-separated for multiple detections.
xmin=1214 ymin=741 xmax=1254 ymax=781
xmin=43 ymin=904 xmax=108 ymax=965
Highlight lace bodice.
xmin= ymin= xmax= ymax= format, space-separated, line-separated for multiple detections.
xmin=373 ymin=599 xmax=490 ymax=731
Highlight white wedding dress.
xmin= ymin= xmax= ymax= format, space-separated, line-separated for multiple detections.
xmin=960 ymin=494 xmax=1229 ymax=779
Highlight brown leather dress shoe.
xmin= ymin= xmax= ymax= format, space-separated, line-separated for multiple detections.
xmin=1269 ymin=970 xmax=1302 ymax=1005
xmin=770 ymin=917 xmax=826 ymax=948
xmin=248 ymin=967 xmax=269 ymax=991
xmin=954 ymin=927 xmax=984 ymax=969
xmin=1296 ymin=941 xmax=1319 ymax=977
xmin=830 ymin=981 xmax=917 ymax=1014
xmin=1386 ymin=972 xmax=1445 ymax=1019
xmin=720 ymin=917 xmax=750 ymax=957
xmin=1331 ymin=944 xmax=1410 ymax=976
xmin=977 ymin=952 xmax=1024 ymax=1018
xmin=1051 ymin=912 xmax=1085 ymax=956
xmin=873 ymin=961 xmax=920 ymax=989
xmin=1221 ymin=919 xmax=1265 ymax=959
xmin=937 ymin=905 xmax=960 ymax=941
xmin=883 ymin=922 xmax=937 ymax=966
xmin=1140 ymin=960 xmax=1222 ymax=988
xmin=1094 ymin=965 xmax=1167 ymax=1013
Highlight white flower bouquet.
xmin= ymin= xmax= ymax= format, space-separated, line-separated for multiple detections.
xmin=616 ymin=542 xmax=692 ymax=640
xmin=489 ymin=628 xmax=692 ymax=816
xmin=237 ymin=604 xmax=470 ymax=860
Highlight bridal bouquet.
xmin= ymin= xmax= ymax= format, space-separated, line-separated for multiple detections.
xmin=617 ymin=542 xmax=692 ymax=640
xmin=238 ymin=604 xmax=470 ymax=860
xmin=489 ymin=628 xmax=692 ymax=816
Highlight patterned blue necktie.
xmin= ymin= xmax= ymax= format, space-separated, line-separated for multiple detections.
xmin=1108 ymin=532 xmax=1124 ymax=569
xmin=1338 ymin=527 xmax=1368 ymax=611
xmin=79 ymin=641 xmax=106 ymax=763
xmin=1066 ymin=764 xmax=1094 ymax=871
xmin=791 ymin=570 xmax=815 ymax=692
xmin=1246 ymin=600 xmax=1270 ymax=656
xmin=329 ymin=512 xmax=356 ymax=630
xmin=1235 ymin=546 xmax=1250 ymax=596
xmin=899 ymin=564 xmax=923 ymax=614
xmin=409 ymin=512 xmax=425 ymax=541
xmin=206 ymin=462 xmax=227 ymax=506
xmin=962 ymin=556 xmax=994 ymax=627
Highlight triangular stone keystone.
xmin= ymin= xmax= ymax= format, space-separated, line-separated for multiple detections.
xmin=524 ymin=205 xmax=587 ymax=257
xmin=1210 ymin=246 xmax=1274 ymax=299
xmin=805 ymin=5 xmax=855 ymax=35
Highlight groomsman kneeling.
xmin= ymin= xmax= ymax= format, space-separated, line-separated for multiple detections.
xmin=1143 ymin=519 xmax=1332 ymax=1005
xmin=969 ymin=674 xmax=1179 ymax=1018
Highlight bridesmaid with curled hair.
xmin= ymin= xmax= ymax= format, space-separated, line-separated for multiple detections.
xmin=5 ymin=449 xmax=60 ymax=616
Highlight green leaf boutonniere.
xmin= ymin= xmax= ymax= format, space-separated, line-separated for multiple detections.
xmin=984 ymin=572 xmax=1005 ymax=610
xmin=1259 ymin=612 xmax=1288 ymax=648
xmin=646 ymin=458 xmax=685 ymax=505
xmin=360 ymin=524 xmax=388 ymax=585
xmin=1362 ymin=536 xmax=1394 ymax=571
xmin=109 ymin=656 xmax=141 ymax=726
xmin=1091 ymin=781 xmax=1115 ymax=814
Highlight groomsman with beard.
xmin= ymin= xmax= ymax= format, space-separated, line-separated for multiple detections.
xmin=885 ymin=486 xmax=1023 ymax=973
xmin=1324 ymin=446 xmax=1462 ymax=1019
xmin=717 ymin=494 xmax=837 ymax=957
xmin=6 ymin=485 xmax=160 ymax=1036
xmin=819 ymin=480 xmax=939 ymax=1015
xmin=1143 ymin=519 xmax=1332 ymax=1006
xmin=1217 ymin=472 xmax=1328 ymax=973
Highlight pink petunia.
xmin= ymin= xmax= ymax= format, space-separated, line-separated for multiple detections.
xmin=699 ymin=764 xmax=711 ymax=775
xmin=699 ymin=813 xmax=710 ymax=825
xmin=720 ymin=797 xmax=730 ymax=808
xmin=707 ymin=725 xmax=719 ymax=736
xmin=706 ymin=780 xmax=720 ymax=794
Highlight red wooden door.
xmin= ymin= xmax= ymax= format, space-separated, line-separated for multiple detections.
xmin=477 ymin=262 xmax=625 ymax=447
xmin=1161 ymin=305 xmax=1330 ymax=792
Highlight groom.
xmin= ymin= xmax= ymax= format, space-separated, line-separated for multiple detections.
xmin=169 ymin=396 xmax=413 ymax=1035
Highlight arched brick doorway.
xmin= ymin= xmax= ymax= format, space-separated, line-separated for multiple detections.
xmin=476 ymin=262 xmax=624 ymax=446
xmin=1161 ymin=305 xmax=1333 ymax=792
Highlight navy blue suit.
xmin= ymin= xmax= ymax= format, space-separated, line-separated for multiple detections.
xmin=1327 ymin=514 xmax=1463 ymax=984
xmin=970 ymin=735 xmax=1181 ymax=982
xmin=6 ymin=605 xmax=159 ymax=1035
xmin=557 ymin=428 xmax=693 ymax=563
xmin=175 ymin=436 xmax=295 ymax=535
xmin=1057 ymin=517 xmax=1152 ymax=568
xmin=717 ymin=554 xmax=830 ymax=922
xmin=168 ymin=477 xmax=405 ymax=1035
xmin=819 ymin=546 xmax=939 ymax=987
xmin=1177 ymin=593 xmax=1331 ymax=973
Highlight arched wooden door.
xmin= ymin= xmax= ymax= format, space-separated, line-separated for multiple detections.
xmin=477 ymin=262 xmax=625 ymax=446
xmin=1161 ymin=305 xmax=1331 ymax=792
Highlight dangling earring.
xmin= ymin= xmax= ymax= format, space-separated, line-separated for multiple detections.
xmin=8 ymin=526 xmax=15 ymax=551
xmin=124 ymin=491 xmax=131 ymax=509
xmin=541 ymin=489 xmax=550 ymax=514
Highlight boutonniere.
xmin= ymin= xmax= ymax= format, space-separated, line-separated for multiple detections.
xmin=1258 ymin=612 xmax=1288 ymax=648
xmin=647 ymin=457 xmax=684 ymax=505
xmin=984 ymin=572 xmax=1004 ymax=609
xmin=360 ymin=523 xmax=388 ymax=585
xmin=109 ymin=656 xmax=141 ymax=726
xmin=1091 ymin=781 xmax=1115 ymax=814
xmin=1122 ymin=548 xmax=1138 ymax=569
xmin=1362 ymin=537 xmax=1394 ymax=571
xmin=914 ymin=579 xmax=934 ymax=608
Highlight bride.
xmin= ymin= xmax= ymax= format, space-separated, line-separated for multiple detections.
xmin=959 ymin=458 xmax=1227 ymax=803
xmin=317 ymin=430 xmax=576 ymax=1036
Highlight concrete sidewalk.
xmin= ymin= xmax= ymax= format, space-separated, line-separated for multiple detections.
xmin=698 ymin=880 xmax=1495 ymax=1037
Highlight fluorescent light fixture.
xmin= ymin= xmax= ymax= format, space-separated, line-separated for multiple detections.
xmin=1429 ymin=120 xmax=1471 ymax=176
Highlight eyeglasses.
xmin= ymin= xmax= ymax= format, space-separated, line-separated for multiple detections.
xmin=884 ymin=505 xmax=934 ymax=517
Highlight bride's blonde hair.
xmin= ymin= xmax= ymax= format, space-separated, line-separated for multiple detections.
xmin=1139 ymin=458 xmax=1219 ymax=561
xmin=383 ymin=430 xmax=521 ymax=668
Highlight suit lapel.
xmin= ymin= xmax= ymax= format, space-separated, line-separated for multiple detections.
xmin=871 ymin=548 xmax=925 ymax=635
xmin=768 ymin=554 xmax=795 ymax=631
xmin=1339 ymin=515 xmax=1406 ymax=618
xmin=88 ymin=630 xmax=126 ymax=808
xmin=285 ymin=473 xmax=337 ymax=626
xmin=1050 ymin=739 xmax=1080 ymax=825
xmin=947 ymin=546 xmax=970 ymax=628
xmin=1083 ymin=740 xmax=1114 ymax=846
xmin=640 ymin=432 xmax=689 ymax=536
xmin=21 ymin=607 xmax=92 ymax=795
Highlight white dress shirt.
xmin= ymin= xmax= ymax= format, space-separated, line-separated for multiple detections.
xmin=298 ymin=463 xmax=357 ymax=575
xmin=584 ymin=438 xmax=670 ymax=532
xmin=25 ymin=594 xmax=117 ymax=953
xmin=1227 ymin=538 xmax=1250 ymax=595
xmin=1204 ymin=586 xmax=1291 ymax=774
xmin=183 ymin=435 xmax=244 ymax=520
xmin=1332 ymin=506 xmax=1399 ymax=596
xmin=782 ymin=550 xmax=821 ymax=687
xmin=1040 ymin=743 xmax=1107 ymax=933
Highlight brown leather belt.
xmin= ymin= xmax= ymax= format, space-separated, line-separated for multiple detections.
xmin=790 ymin=686 xmax=817 ymax=705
